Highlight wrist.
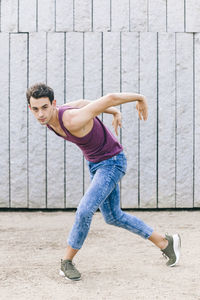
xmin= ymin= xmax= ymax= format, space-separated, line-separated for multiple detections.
xmin=138 ymin=94 xmax=146 ymax=102
xmin=113 ymin=109 xmax=120 ymax=115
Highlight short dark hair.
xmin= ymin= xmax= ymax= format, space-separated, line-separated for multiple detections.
xmin=26 ymin=83 xmax=54 ymax=104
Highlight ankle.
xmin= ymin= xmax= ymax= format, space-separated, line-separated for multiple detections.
xmin=63 ymin=257 xmax=72 ymax=261
xmin=160 ymin=238 xmax=168 ymax=250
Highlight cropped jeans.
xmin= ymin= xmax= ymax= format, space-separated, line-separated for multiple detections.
xmin=67 ymin=152 xmax=153 ymax=249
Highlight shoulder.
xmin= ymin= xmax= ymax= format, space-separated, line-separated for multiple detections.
xmin=62 ymin=107 xmax=78 ymax=130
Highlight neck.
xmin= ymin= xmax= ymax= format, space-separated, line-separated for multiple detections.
xmin=48 ymin=108 xmax=59 ymax=127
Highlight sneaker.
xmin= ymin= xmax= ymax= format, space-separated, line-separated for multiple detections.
xmin=59 ymin=259 xmax=81 ymax=281
xmin=161 ymin=234 xmax=181 ymax=267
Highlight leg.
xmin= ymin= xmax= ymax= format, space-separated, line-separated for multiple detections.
xmin=67 ymin=166 xmax=124 ymax=250
xmin=64 ymin=154 xmax=126 ymax=258
xmin=100 ymin=184 xmax=154 ymax=239
xmin=62 ymin=174 xmax=110 ymax=280
xmin=63 ymin=245 xmax=79 ymax=261
xmin=148 ymin=232 xmax=168 ymax=249
xmin=100 ymin=184 xmax=181 ymax=266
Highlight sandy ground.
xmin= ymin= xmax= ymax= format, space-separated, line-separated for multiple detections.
xmin=0 ymin=210 xmax=199 ymax=300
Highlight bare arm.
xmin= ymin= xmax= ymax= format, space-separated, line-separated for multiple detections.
xmin=62 ymin=99 xmax=119 ymax=115
xmin=62 ymin=99 xmax=122 ymax=135
xmin=63 ymin=93 xmax=147 ymax=132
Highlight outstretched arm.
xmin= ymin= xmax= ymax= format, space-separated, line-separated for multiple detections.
xmin=62 ymin=99 xmax=119 ymax=115
xmin=62 ymin=99 xmax=122 ymax=135
xmin=63 ymin=93 xmax=147 ymax=132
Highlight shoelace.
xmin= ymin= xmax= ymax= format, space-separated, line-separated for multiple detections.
xmin=162 ymin=252 xmax=168 ymax=259
xmin=65 ymin=260 xmax=77 ymax=270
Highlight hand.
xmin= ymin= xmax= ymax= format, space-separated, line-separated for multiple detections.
xmin=112 ymin=111 xmax=122 ymax=136
xmin=136 ymin=97 xmax=148 ymax=121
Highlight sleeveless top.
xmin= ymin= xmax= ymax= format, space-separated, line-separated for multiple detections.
xmin=47 ymin=105 xmax=123 ymax=163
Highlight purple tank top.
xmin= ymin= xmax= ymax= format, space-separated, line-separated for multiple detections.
xmin=47 ymin=105 xmax=123 ymax=163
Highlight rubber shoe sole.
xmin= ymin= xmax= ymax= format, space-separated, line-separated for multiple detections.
xmin=59 ymin=269 xmax=81 ymax=281
xmin=169 ymin=234 xmax=181 ymax=267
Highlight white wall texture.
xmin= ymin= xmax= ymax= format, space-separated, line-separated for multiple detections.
xmin=0 ymin=0 xmax=199 ymax=209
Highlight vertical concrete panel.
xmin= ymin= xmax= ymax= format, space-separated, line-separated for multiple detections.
xmin=186 ymin=0 xmax=200 ymax=32
xmin=19 ymin=0 xmax=36 ymax=32
xmin=176 ymin=33 xmax=193 ymax=207
xmin=56 ymin=0 xmax=73 ymax=31
xmin=112 ymin=0 xmax=129 ymax=31
xmin=28 ymin=32 xmax=46 ymax=208
xmin=38 ymin=0 xmax=55 ymax=31
xmin=1 ymin=0 xmax=18 ymax=32
xmin=158 ymin=33 xmax=176 ymax=208
xmin=93 ymin=0 xmax=110 ymax=32
xmin=84 ymin=33 xmax=102 ymax=100
xmin=167 ymin=0 xmax=184 ymax=32
xmin=0 ymin=34 xmax=9 ymax=207
xmin=84 ymin=32 xmax=102 ymax=192
xmin=121 ymin=32 xmax=139 ymax=208
xmin=74 ymin=0 xmax=91 ymax=32
xmin=139 ymin=32 xmax=157 ymax=208
xmin=194 ymin=34 xmax=200 ymax=207
xmin=10 ymin=34 xmax=27 ymax=207
xmin=65 ymin=32 xmax=83 ymax=207
xmin=103 ymin=32 xmax=120 ymax=134
xmin=130 ymin=0 xmax=148 ymax=32
xmin=149 ymin=0 xmax=166 ymax=32
xmin=46 ymin=33 xmax=65 ymax=208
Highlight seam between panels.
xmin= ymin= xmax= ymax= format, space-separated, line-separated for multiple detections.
xmin=54 ymin=0 xmax=57 ymax=31
xmin=83 ymin=32 xmax=85 ymax=196
xmin=36 ymin=0 xmax=38 ymax=32
xmin=184 ymin=0 xmax=186 ymax=32
xmin=27 ymin=32 xmax=29 ymax=208
xmin=73 ymin=0 xmax=75 ymax=31
xmin=45 ymin=32 xmax=48 ymax=208
xmin=101 ymin=32 xmax=104 ymax=122
xmin=119 ymin=31 xmax=122 ymax=207
xmin=8 ymin=33 xmax=11 ymax=207
xmin=64 ymin=32 xmax=66 ymax=208
xmin=166 ymin=0 xmax=168 ymax=32
xmin=138 ymin=32 xmax=141 ymax=208
xmin=193 ymin=33 xmax=195 ymax=208
xmin=91 ymin=0 xmax=93 ymax=32
xmin=175 ymin=33 xmax=177 ymax=208
xmin=147 ymin=0 xmax=149 ymax=32
xmin=128 ymin=0 xmax=131 ymax=32
xmin=17 ymin=0 xmax=20 ymax=32
xmin=156 ymin=32 xmax=159 ymax=208
xmin=110 ymin=0 xmax=112 ymax=31
xmin=0 ymin=0 xmax=2 ymax=32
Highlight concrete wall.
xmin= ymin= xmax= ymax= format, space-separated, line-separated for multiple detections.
xmin=0 ymin=0 xmax=200 ymax=209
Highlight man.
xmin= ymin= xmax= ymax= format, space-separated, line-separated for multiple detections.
xmin=27 ymin=83 xmax=181 ymax=281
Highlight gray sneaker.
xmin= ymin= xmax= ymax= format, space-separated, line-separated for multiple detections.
xmin=59 ymin=259 xmax=81 ymax=281
xmin=161 ymin=234 xmax=181 ymax=267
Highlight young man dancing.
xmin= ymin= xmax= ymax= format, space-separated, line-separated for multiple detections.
xmin=27 ymin=83 xmax=181 ymax=281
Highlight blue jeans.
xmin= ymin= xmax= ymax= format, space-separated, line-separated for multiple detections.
xmin=67 ymin=152 xmax=153 ymax=249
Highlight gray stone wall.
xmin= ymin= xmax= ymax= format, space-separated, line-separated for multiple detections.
xmin=0 ymin=0 xmax=199 ymax=208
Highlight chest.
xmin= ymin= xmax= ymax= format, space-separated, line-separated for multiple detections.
xmin=70 ymin=120 xmax=94 ymax=138
xmin=50 ymin=125 xmax=67 ymax=138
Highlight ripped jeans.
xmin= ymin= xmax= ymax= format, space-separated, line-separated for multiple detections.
xmin=67 ymin=152 xmax=153 ymax=249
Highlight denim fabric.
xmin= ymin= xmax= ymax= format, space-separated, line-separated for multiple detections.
xmin=67 ymin=152 xmax=153 ymax=249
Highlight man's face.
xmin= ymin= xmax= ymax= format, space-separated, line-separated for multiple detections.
xmin=29 ymin=97 xmax=56 ymax=125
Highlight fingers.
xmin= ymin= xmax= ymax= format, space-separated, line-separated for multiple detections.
xmin=142 ymin=109 xmax=148 ymax=120
xmin=115 ymin=122 xmax=119 ymax=136
xmin=136 ymin=101 xmax=148 ymax=121
xmin=137 ymin=108 xmax=148 ymax=121
xmin=138 ymin=111 xmax=142 ymax=120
